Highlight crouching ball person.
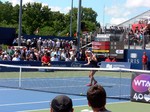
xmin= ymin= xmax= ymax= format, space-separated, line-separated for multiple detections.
xmin=87 ymin=84 xmax=111 ymax=112
xmin=50 ymin=95 xmax=74 ymax=112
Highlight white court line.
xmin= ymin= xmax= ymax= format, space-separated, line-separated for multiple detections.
xmin=107 ymin=101 xmax=130 ymax=104
xmin=0 ymin=88 xmax=19 ymax=91
xmin=0 ymin=101 xmax=49 ymax=107
xmin=17 ymin=108 xmax=49 ymax=112
xmin=17 ymin=101 xmax=130 ymax=112
xmin=0 ymin=98 xmax=86 ymax=107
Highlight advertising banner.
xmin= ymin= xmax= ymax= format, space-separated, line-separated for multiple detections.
xmin=92 ymin=41 xmax=110 ymax=53
xmin=131 ymin=73 xmax=150 ymax=103
xmin=0 ymin=61 xmax=87 ymax=72
xmin=100 ymin=61 xmax=131 ymax=69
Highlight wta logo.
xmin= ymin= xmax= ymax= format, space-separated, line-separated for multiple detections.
xmin=132 ymin=74 xmax=150 ymax=92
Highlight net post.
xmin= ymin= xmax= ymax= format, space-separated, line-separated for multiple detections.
xmin=19 ymin=67 xmax=22 ymax=88
xmin=119 ymin=68 xmax=122 ymax=99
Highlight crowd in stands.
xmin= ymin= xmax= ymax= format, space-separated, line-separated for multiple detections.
xmin=127 ymin=25 xmax=144 ymax=46
xmin=2 ymin=19 xmax=150 ymax=62
xmin=0 ymin=37 xmax=87 ymax=62
xmin=104 ymin=20 xmax=150 ymax=47
xmin=125 ymin=20 xmax=150 ymax=46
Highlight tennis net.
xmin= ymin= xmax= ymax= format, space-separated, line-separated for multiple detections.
xmin=0 ymin=63 xmax=139 ymax=100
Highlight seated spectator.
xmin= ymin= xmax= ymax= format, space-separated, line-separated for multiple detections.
xmin=65 ymin=54 xmax=71 ymax=61
xmin=60 ymin=49 xmax=66 ymax=61
xmin=3 ymin=55 xmax=9 ymax=61
xmin=50 ymin=95 xmax=74 ymax=112
xmin=12 ymin=53 xmax=20 ymax=61
xmin=87 ymin=84 xmax=111 ymax=112
xmin=51 ymin=54 xmax=59 ymax=61
xmin=41 ymin=52 xmax=51 ymax=66
xmin=105 ymin=56 xmax=111 ymax=62
xmin=112 ymin=57 xmax=117 ymax=62
xmin=8 ymin=46 xmax=15 ymax=57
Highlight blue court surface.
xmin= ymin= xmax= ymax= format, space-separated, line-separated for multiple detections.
xmin=0 ymin=87 xmax=127 ymax=112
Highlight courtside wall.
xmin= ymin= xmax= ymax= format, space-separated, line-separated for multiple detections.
xmin=125 ymin=49 xmax=150 ymax=70
xmin=0 ymin=27 xmax=16 ymax=45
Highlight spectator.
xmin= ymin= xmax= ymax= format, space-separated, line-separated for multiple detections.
xmin=139 ymin=31 xmax=143 ymax=46
xmin=56 ymin=39 xmax=60 ymax=48
xmin=65 ymin=54 xmax=71 ymax=61
xmin=43 ymin=39 xmax=48 ymax=48
xmin=41 ymin=52 xmax=51 ymax=66
xmin=87 ymin=84 xmax=111 ymax=112
xmin=76 ymin=50 xmax=81 ymax=61
xmin=12 ymin=53 xmax=20 ymax=61
xmin=20 ymin=47 xmax=26 ymax=60
xmin=80 ymin=49 xmax=86 ymax=61
xmin=51 ymin=54 xmax=59 ymax=61
xmin=128 ymin=29 xmax=134 ymax=45
xmin=30 ymin=48 xmax=37 ymax=61
xmin=34 ymin=49 xmax=40 ymax=61
xmin=112 ymin=57 xmax=117 ymax=62
xmin=50 ymin=95 xmax=74 ymax=112
xmin=105 ymin=56 xmax=111 ymax=62
xmin=60 ymin=49 xmax=66 ymax=61
xmin=3 ymin=55 xmax=9 ymax=61
xmin=143 ymin=20 xmax=150 ymax=33
xmin=8 ymin=46 xmax=15 ymax=57
xmin=142 ymin=52 xmax=148 ymax=70
xmin=37 ymin=37 xmax=42 ymax=51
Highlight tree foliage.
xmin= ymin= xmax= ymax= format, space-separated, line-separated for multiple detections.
xmin=0 ymin=1 xmax=101 ymax=37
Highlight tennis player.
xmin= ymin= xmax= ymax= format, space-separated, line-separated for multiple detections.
xmin=84 ymin=50 xmax=98 ymax=86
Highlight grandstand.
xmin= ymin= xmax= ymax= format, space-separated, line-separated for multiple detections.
xmin=113 ymin=10 xmax=150 ymax=49
xmin=117 ymin=10 xmax=150 ymax=28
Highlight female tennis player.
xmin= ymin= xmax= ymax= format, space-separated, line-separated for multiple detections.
xmin=84 ymin=50 xmax=98 ymax=86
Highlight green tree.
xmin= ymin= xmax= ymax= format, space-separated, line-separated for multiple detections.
xmin=65 ymin=7 xmax=98 ymax=36
xmin=22 ymin=2 xmax=53 ymax=34
xmin=82 ymin=7 xmax=97 ymax=23
xmin=38 ymin=26 xmax=55 ymax=36
xmin=0 ymin=1 xmax=100 ymax=37
xmin=51 ymin=11 xmax=66 ymax=35
xmin=0 ymin=1 xmax=14 ymax=25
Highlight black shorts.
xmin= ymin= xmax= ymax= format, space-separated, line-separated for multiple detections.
xmin=90 ymin=61 xmax=99 ymax=68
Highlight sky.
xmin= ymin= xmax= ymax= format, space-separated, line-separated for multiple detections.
xmin=1 ymin=0 xmax=150 ymax=26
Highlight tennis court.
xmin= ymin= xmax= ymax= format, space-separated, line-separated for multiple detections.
xmin=0 ymin=65 xmax=149 ymax=111
xmin=0 ymin=86 xmax=150 ymax=112
xmin=0 ymin=69 xmax=131 ymax=99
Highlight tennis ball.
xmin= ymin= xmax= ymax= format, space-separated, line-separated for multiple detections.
xmin=80 ymin=93 xmax=83 ymax=95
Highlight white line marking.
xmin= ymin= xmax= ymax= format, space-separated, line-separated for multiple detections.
xmin=0 ymin=98 xmax=86 ymax=107
xmin=0 ymin=101 xmax=49 ymax=107
xmin=17 ymin=101 xmax=130 ymax=112
xmin=17 ymin=108 xmax=49 ymax=112
xmin=0 ymin=89 xmax=18 ymax=91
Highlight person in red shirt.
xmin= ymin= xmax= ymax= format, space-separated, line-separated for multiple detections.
xmin=142 ymin=52 xmax=148 ymax=70
xmin=112 ymin=57 xmax=117 ymax=62
xmin=105 ymin=56 xmax=111 ymax=62
xmin=41 ymin=52 xmax=51 ymax=66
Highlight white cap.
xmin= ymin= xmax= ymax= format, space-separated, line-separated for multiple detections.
xmin=148 ymin=21 xmax=150 ymax=24
xmin=85 ymin=50 xmax=92 ymax=54
xmin=4 ymin=55 xmax=7 ymax=58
